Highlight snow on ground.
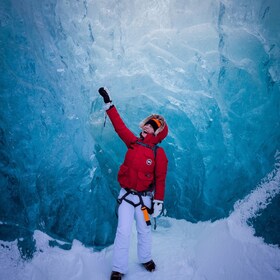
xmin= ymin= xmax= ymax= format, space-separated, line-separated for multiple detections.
xmin=1 ymin=215 xmax=280 ymax=280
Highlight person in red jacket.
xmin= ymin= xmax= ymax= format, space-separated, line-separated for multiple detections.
xmin=98 ymin=87 xmax=168 ymax=280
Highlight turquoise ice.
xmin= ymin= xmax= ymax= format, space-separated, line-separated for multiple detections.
xmin=0 ymin=0 xmax=279 ymax=257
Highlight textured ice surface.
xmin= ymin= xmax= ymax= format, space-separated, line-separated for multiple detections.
xmin=0 ymin=0 xmax=279 ymax=253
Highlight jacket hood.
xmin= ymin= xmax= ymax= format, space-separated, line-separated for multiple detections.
xmin=140 ymin=114 xmax=168 ymax=144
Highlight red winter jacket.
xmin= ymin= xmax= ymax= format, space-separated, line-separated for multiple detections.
xmin=106 ymin=106 xmax=168 ymax=201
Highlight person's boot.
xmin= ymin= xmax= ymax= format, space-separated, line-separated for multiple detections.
xmin=110 ymin=271 xmax=123 ymax=280
xmin=142 ymin=260 xmax=156 ymax=272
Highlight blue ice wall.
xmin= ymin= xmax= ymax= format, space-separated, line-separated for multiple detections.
xmin=0 ymin=0 xmax=280 ymax=255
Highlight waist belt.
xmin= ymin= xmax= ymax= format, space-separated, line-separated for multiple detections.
xmin=125 ymin=188 xmax=151 ymax=197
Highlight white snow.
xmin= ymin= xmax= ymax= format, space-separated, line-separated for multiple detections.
xmin=1 ymin=216 xmax=280 ymax=280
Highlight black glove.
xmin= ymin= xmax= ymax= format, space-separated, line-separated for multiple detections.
xmin=98 ymin=87 xmax=112 ymax=104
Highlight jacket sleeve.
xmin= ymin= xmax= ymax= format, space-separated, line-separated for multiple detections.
xmin=106 ymin=105 xmax=137 ymax=148
xmin=154 ymin=147 xmax=168 ymax=201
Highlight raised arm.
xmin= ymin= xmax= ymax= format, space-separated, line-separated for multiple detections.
xmin=98 ymin=87 xmax=137 ymax=147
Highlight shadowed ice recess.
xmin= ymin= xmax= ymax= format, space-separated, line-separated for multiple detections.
xmin=0 ymin=0 xmax=280 ymax=257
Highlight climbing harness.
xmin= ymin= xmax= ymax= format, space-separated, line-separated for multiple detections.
xmin=117 ymin=188 xmax=153 ymax=226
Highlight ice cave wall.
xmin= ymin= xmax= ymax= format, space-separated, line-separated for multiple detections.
xmin=0 ymin=0 xmax=279 ymax=255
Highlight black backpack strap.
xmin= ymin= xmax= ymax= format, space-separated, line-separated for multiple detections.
xmin=135 ymin=141 xmax=158 ymax=155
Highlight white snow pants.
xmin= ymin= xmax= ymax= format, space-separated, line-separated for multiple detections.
xmin=112 ymin=188 xmax=152 ymax=274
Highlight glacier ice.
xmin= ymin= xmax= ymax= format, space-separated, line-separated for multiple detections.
xmin=0 ymin=0 xmax=280 ymax=256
